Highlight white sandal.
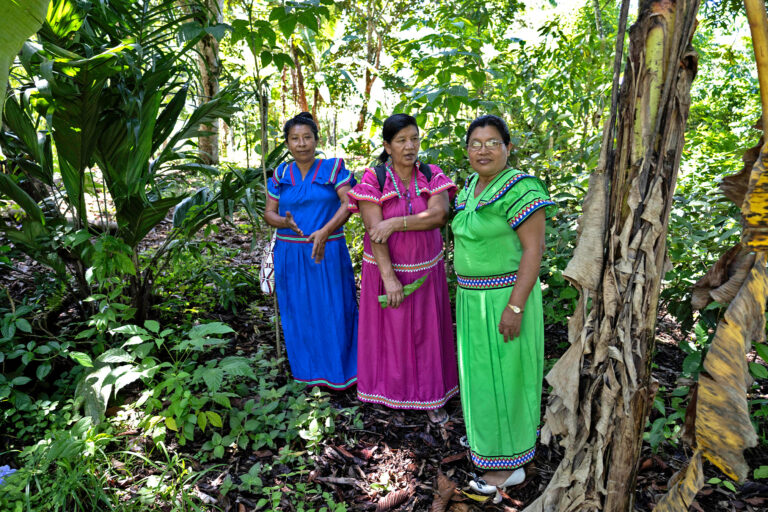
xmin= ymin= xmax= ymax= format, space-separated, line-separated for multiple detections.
xmin=468 ymin=468 xmax=525 ymax=503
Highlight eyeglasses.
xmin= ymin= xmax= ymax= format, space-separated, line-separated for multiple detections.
xmin=468 ymin=139 xmax=505 ymax=151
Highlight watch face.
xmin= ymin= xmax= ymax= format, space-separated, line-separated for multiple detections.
xmin=509 ymin=305 xmax=521 ymax=314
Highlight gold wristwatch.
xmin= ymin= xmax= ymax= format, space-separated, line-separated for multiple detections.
xmin=507 ymin=304 xmax=523 ymax=314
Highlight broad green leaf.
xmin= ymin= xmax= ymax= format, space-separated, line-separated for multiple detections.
xmin=206 ymin=411 xmax=223 ymax=428
xmin=144 ymin=320 xmax=160 ymax=334
xmin=11 ymin=376 xmax=31 ymax=386
xmin=69 ymin=351 xmax=93 ymax=367
xmin=36 ymin=362 xmax=51 ymax=380
xmin=0 ymin=0 xmax=49 ymax=111
xmin=201 ymin=367 xmax=224 ymax=393
xmin=0 ymin=174 xmax=44 ymax=223
xmin=97 ymin=348 xmax=133 ymax=364
xmin=15 ymin=318 xmax=32 ymax=333
xmin=165 ymin=416 xmax=178 ymax=431
xmin=188 ymin=322 xmax=235 ymax=338
xmin=748 ymin=361 xmax=768 ymax=379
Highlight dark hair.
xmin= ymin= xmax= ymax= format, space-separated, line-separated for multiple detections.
xmin=378 ymin=113 xmax=419 ymax=163
xmin=465 ymin=114 xmax=511 ymax=145
xmin=283 ymin=112 xmax=319 ymax=140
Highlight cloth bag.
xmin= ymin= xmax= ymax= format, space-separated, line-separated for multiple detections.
xmin=259 ymin=231 xmax=276 ymax=295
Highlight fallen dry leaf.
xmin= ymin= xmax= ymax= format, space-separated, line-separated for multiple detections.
xmin=430 ymin=472 xmax=457 ymax=512
xmin=375 ymin=487 xmax=412 ymax=512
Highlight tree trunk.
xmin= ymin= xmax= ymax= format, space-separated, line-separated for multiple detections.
xmin=355 ymin=3 xmax=382 ymax=132
xmin=524 ymin=1 xmax=701 ymax=511
xmin=197 ymin=0 xmax=223 ymax=165
xmin=178 ymin=0 xmax=223 ymax=165
xmin=291 ymin=39 xmax=310 ymax=112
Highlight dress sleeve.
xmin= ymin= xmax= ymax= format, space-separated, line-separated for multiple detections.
xmin=332 ymin=158 xmax=356 ymax=190
xmin=427 ymin=166 xmax=457 ymax=202
xmin=347 ymin=168 xmax=381 ymax=213
xmin=267 ymin=163 xmax=283 ymax=201
xmin=504 ymin=175 xmax=556 ymax=229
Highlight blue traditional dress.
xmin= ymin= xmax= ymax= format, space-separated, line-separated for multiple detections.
xmin=267 ymin=158 xmax=358 ymax=389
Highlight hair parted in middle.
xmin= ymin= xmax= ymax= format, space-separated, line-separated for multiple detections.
xmin=378 ymin=113 xmax=419 ymax=163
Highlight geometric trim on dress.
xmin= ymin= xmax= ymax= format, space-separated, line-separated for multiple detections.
xmin=430 ymin=180 xmax=456 ymax=197
xmin=476 ymin=172 xmax=535 ymax=210
xmin=357 ymin=385 xmax=459 ymax=410
xmin=470 ymin=445 xmax=536 ymax=470
xmin=348 ymin=188 xmax=381 ymax=205
xmin=294 ymin=375 xmax=357 ymax=390
xmin=508 ymin=199 xmax=555 ymax=229
xmin=334 ymin=169 xmax=353 ymax=190
xmin=276 ymin=230 xmax=345 ymax=243
xmin=454 ymin=173 xmax=477 ymax=211
xmin=328 ymin=158 xmax=342 ymax=184
xmin=456 ymin=270 xmax=517 ymax=290
xmin=363 ymin=251 xmax=444 ymax=273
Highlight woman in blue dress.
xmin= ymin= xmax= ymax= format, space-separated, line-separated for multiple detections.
xmin=264 ymin=112 xmax=358 ymax=389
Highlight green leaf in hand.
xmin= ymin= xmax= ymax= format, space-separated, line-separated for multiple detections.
xmin=378 ymin=275 xmax=428 ymax=308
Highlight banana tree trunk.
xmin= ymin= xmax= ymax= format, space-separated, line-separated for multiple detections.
xmin=524 ymin=1 xmax=701 ymax=510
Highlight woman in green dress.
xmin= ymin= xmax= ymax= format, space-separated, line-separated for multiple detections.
xmin=452 ymin=115 xmax=555 ymax=501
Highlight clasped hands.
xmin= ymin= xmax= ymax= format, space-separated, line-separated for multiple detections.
xmin=283 ymin=211 xmax=328 ymax=263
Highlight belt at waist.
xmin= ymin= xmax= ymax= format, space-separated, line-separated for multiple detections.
xmin=276 ymin=230 xmax=345 ymax=243
xmin=456 ymin=270 xmax=517 ymax=290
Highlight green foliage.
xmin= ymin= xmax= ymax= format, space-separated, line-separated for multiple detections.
xmin=0 ymin=0 xmax=245 ymax=320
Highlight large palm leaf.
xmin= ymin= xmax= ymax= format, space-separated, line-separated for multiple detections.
xmin=0 ymin=0 xmax=49 ymax=111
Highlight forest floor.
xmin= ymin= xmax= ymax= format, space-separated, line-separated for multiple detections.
xmin=3 ymin=218 xmax=768 ymax=511
xmin=153 ymin=221 xmax=768 ymax=512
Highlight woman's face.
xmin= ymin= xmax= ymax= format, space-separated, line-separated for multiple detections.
xmin=286 ymin=124 xmax=318 ymax=164
xmin=467 ymin=125 xmax=512 ymax=178
xmin=383 ymin=124 xmax=420 ymax=170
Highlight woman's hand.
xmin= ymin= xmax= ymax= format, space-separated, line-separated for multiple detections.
xmin=382 ymin=275 xmax=404 ymax=308
xmin=307 ymin=229 xmax=329 ymax=263
xmin=368 ymin=218 xmax=398 ymax=244
xmin=283 ymin=211 xmax=303 ymax=236
xmin=499 ymin=307 xmax=523 ymax=343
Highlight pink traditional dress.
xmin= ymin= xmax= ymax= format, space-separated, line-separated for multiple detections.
xmin=348 ymin=162 xmax=458 ymax=410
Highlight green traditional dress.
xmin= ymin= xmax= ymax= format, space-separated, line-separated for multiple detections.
xmin=452 ymin=167 xmax=555 ymax=471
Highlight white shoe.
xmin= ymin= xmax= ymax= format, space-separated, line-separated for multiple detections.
xmin=468 ymin=468 xmax=525 ymax=495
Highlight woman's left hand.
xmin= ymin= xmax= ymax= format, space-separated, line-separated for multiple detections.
xmin=368 ymin=218 xmax=397 ymax=244
xmin=499 ymin=308 xmax=523 ymax=343
xmin=307 ymin=229 xmax=329 ymax=263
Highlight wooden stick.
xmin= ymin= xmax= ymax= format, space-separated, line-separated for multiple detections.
xmin=258 ymin=82 xmax=282 ymax=359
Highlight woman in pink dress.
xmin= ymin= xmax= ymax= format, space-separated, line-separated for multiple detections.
xmin=347 ymin=114 xmax=458 ymax=424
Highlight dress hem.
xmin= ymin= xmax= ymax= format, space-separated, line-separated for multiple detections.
xmin=357 ymin=385 xmax=459 ymax=410
xmin=470 ymin=445 xmax=536 ymax=470
xmin=294 ymin=376 xmax=358 ymax=390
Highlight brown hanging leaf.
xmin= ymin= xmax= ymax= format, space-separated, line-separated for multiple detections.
xmin=690 ymin=244 xmax=751 ymax=310
xmin=563 ymin=172 xmax=608 ymax=291
xmin=376 ymin=487 xmax=412 ymax=512
xmin=721 ymin=137 xmax=763 ymax=205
